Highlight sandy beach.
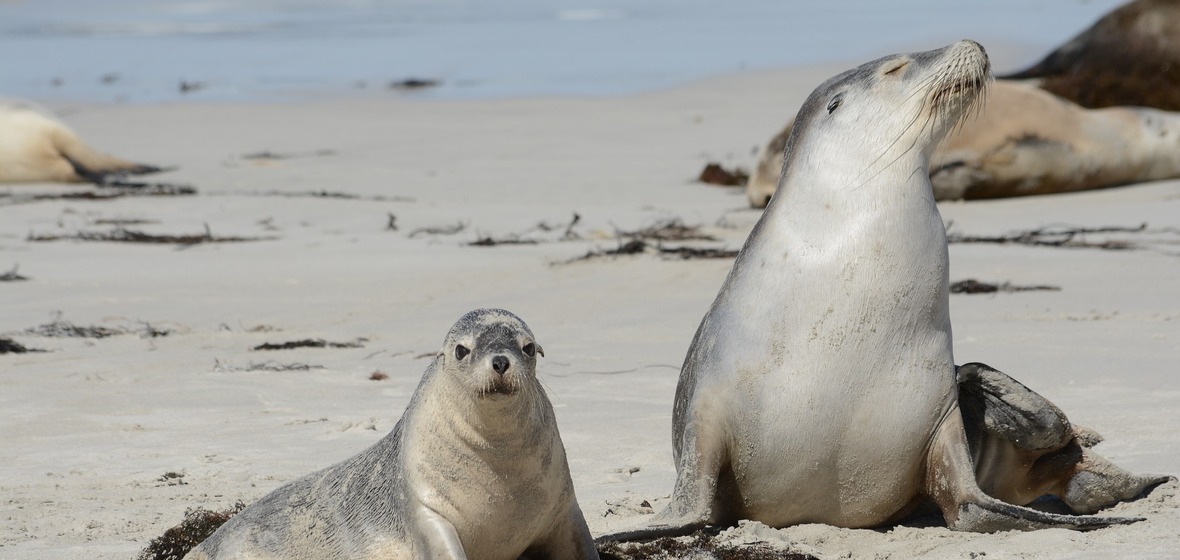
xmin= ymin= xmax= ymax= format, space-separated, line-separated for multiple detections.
xmin=2 ymin=47 xmax=1178 ymax=559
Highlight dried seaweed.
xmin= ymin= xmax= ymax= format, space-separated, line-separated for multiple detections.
xmin=468 ymin=213 xmax=584 ymax=246
xmin=273 ymin=190 xmax=360 ymax=199
xmin=951 ymin=279 xmax=1061 ymax=294
xmin=27 ymin=225 xmax=275 ymax=246
xmin=20 ymin=317 xmax=167 ymax=339
xmin=619 ymin=219 xmax=718 ymax=242
xmin=409 ymin=221 xmax=467 ymax=238
xmin=248 ymin=362 xmax=321 ymax=371
xmin=0 ymin=337 xmax=45 ymax=354
xmin=93 ymin=218 xmax=159 ymax=226
xmin=96 ymin=179 xmax=193 ymax=193
xmin=24 ymin=319 xmax=124 ymax=339
xmin=1 ymin=264 xmax=28 ymax=282
xmin=0 ymin=183 xmax=195 ymax=205
xmin=137 ymin=322 xmax=173 ymax=338
xmin=137 ymin=502 xmax=245 ymax=560
xmin=213 ymin=359 xmax=323 ymax=372
xmin=241 ymin=149 xmax=336 ymax=161
xmin=468 ymin=235 xmax=539 ymax=247
xmin=698 ymin=162 xmax=750 ymax=187
xmin=659 ymin=246 xmax=739 ymax=260
xmin=252 ymin=338 xmax=365 ymax=351
xmin=242 ymin=190 xmax=414 ymax=202
xmin=946 ymin=223 xmax=1152 ymax=250
xmin=598 ymin=531 xmax=817 ymax=560
xmin=566 ymin=238 xmax=736 ymax=264
xmin=558 ymin=212 xmax=582 ymax=240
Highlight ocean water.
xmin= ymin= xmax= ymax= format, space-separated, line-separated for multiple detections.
xmin=0 ymin=0 xmax=1124 ymax=104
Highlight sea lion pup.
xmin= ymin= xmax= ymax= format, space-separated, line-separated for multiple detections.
xmin=0 ymin=99 xmax=163 ymax=184
xmin=186 ymin=309 xmax=599 ymax=560
xmin=599 ymin=41 xmax=1152 ymax=542
xmin=746 ymin=79 xmax=1180 ymax=206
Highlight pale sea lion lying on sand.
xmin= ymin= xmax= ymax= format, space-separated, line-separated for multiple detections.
xmin=746 ymin=80 xmax=1180 ymax=207
xmin=0 ymin=99 xmax=163 ymax=185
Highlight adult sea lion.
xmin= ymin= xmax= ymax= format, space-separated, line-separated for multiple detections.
xmin=0 ymin=99 xmax=162 ymax=184
xmin=746 ymin=80 xmax=1180 ymax=206
xmin=1000 ymin=0 xmax=1180 ymax=110
xmin=600 ymin=41 xmax=1166 ymax=542
xmin=186 ymin=309 xmax=598 ymax=560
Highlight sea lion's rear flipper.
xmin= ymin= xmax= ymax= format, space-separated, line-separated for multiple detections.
xmin=1063 ymin=447 xmax=1175 ymax=514
xmin=956 ymin=362 xmax=1174 ymax=514
xmin=924 ymin=402 xmax=1144 ymax=532
xmin=50 ymin=125 xmax=165 ymax=184
xmin=957 ymin=362 xmax=1072 ymax=453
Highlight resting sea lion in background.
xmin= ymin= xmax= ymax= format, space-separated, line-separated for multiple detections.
xmin=1001 ymin=0 xmax=1180 ymax=110
xmin=746 ymin=80 xmax=1180 ymax=207
xmin=0 ymin=99 xmax=163 ymax=185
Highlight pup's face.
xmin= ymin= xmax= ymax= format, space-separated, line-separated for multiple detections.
xmin=442 ymin=309 xmax=544 ymax=398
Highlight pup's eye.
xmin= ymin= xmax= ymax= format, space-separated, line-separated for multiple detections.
xmin=884 ymin=61 xmax=908 ymax=76
xmin=522 ymin=343 xmax=536 ymax=357
xmin=827 ymin=95 xmax=843 ymax=114
xmin=454 ymin=345 xmax=470 ymax=360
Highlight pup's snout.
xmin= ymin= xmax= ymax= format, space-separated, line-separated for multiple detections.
xmin=491 ymin=355 xmax=510 ymax=375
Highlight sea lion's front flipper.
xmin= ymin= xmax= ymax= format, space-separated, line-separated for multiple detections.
xmin=530 ymin=502 xmax=599 ymax=560
xmin=924 ymin=403 xmax=1144 ymax=532
xmin=415 ymin=506 xmax=468 ymax=559
xmin=593 ymin=420 xmax=721 ymax=543
xmin=957 ymin=362 xmax=1173 ymax=514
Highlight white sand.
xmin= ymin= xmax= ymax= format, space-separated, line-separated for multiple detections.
xmin=1 ymin=54 xmax=1177 ymax=559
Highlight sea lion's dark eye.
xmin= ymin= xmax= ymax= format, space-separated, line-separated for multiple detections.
xmin=455 ymin=345 xmax=470 ymax=360
xmin=522 ymin=343 xmax=536 ymax=357
xmin=827 ymin=95 xmax=843 ymax=114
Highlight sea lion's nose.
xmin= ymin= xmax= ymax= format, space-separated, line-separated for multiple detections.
xmin=491 ymin=355 xmax=510 ymax=375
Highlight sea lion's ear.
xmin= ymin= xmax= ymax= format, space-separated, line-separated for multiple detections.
xmin=535 ymin=343 xmax=545 ymax=358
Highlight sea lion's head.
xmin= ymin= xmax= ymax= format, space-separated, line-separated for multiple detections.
xmin=441 ymin=308 xmax=544 ymax=400
xmin=770 ymin=40 xmax=991 ymax=204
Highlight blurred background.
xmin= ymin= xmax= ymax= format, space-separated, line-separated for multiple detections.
xmin=0 ymin=0 xmax=1125 ymax=104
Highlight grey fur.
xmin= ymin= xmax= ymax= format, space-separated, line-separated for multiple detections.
xmin=187 ymin=309 xmax=598 ymax=560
